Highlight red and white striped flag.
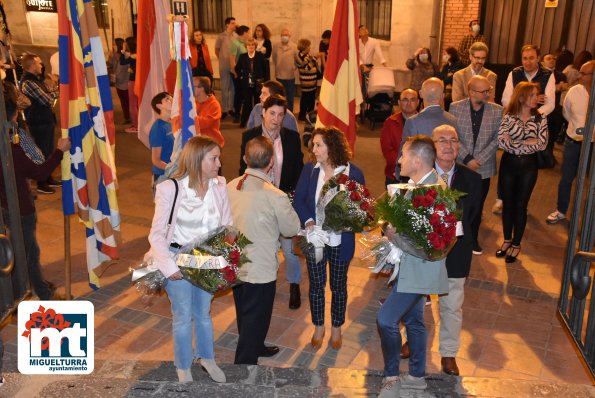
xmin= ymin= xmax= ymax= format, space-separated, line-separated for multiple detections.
xmin=316 ymin=0 xmax=363 ymax=151
xmin=135 ymin=0 xmax=176 ymax=147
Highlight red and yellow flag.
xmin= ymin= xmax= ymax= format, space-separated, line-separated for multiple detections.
xmin=316 ymin=0 xmax=363 ymax=151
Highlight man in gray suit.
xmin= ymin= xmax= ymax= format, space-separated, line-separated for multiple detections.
xmin=397 ymin=78 xmax=457 ymax=180
xmin=452 ymin=42 xmax=497 ymax=102
xmin=377 ymin=135 xmax=449 ymax=398
xmin=449 ymin=76 xmax=503 ymax=254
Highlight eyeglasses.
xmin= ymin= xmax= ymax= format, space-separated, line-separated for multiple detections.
xmin=399 ymin=98 xmax=418 ymax=103
xmin=434 ymin=138 xmax=459 ymax=146
xmin=470 ymin=88 xmax=490 ymax=95
xmin=470 ymin=55 xmax=487 ymax=61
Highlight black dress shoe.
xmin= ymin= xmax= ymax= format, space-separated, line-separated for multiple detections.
xmin=289 ymin=283 xmax=301 ymax=309
xmin=259 ymin=345 xmax=280 ymax=357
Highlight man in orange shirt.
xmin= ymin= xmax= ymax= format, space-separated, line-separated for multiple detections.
xmin=194 ymin=76 xmax=224 ymax=147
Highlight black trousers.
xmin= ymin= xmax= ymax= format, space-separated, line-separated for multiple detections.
xmin=471 ymin=177 xmax=491 ymax=244
xmin=233 ymin=280 xmax=276 ymax=365
xmin=232 ymin=74 xmax=244 ymax=118
xmin=499 ymin=152 xmax=538 ymax=246
xmin=29 ymin=122 xmax=55 ymax=184
xmin=240 ymin=85 xmax=260 ymax=127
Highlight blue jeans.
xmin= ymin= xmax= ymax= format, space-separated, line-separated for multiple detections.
xmin=377 ymin=277 xmax=426 ymax=377
xmin=556 ymin=138 xmax=582 ymax=214
xmin=280 ymin=236 xmax=301 ymax=284
xmin=278 ymin=79 xmax=296 ymax=112
xmin=164 ymin=279 xmax=215 ymax=369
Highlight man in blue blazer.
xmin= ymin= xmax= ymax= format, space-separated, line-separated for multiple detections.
xmin=239 ymin=95 xmax=304 ymax=312
xmin=396 ymin=78 xmax=458 ymax=180
xmin=377 ymin=135 xmax=449 ymax=397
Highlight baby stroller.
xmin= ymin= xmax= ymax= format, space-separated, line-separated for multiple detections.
xmin=361 ymin=67 xmax=395 ymax=129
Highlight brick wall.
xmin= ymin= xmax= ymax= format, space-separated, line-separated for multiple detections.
xmin=441 ymin=0 xmax=481 ymax=50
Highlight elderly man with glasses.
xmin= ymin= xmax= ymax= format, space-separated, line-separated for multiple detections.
xmin=449 ymin=75 xmax=503 ymax=255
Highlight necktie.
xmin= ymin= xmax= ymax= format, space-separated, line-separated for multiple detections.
xmin=441 ymin=173 xmax=449 ymax=186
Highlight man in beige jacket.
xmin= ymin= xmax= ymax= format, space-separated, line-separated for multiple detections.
xmin=452 ymin=42 xmax=497 ymax=103
xmin=227 ymin=136 xmax=300 ymax=365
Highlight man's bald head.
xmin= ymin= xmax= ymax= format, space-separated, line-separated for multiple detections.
xmin=420 ymin=78 xmax=445 ymax=106
xmin=245 ymin=136 xmax=274 ymax=169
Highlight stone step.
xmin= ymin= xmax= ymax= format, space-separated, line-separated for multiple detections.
xmin=2 ymin=360 xmax=594 ymax=397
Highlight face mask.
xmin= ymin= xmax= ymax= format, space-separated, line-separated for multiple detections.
xmin=471 ymin=24 xmax=480 ymax=34
xmin=418 ymin=54 xmax=429 ymax=63
xmin=281 ymin=36 xmax=289 ymax=44
xmin=442 ymin=54 xmax=450 ymax=63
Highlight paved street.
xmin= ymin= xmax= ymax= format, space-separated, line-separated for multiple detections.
xmin=1 ymin=90 xmax=593 ymax=396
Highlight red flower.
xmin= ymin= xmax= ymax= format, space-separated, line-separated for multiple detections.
xmin=360 ymin=201 xmax=371 ymax=211
xmin=434 ymin=203 xmax=446 ymax=212
xmin=444 ymin=213 xmax=457 ymax=224
xmin=429 ymin=213 xmax=441 ymax=226
xmin=424 ymin=194 xmax=435 ymax=206
xmin=228 ymin=250 xmax=241 ymax=265
xmin=221 ymin=267 xmax=236 ymax=282
xmin=350 ymin=191 xmax=362 ymax=201
xmin=412 ymin=195 xmax=425 ymax=208
xmin=337 ymin=174 xmax=349 ymax=184
xmin=362 ymin=187 xmax=371 ymax=198
xmin=367 ymin=212 xmax=375 ymax=220
xmin=347 ymin=181 xmax=358 ymax=191
xmin=427 ymin=189 xmax=438 ymax=198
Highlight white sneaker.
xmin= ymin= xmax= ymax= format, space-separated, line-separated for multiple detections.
xmin=546 ymin=210 xmax=566 ymax=224
xmin=199 ymin=358 xmax=226 ymax=383
xmin=378 ymin=376 xmax=400 ymax=398
xmin=492 ymin=199 xmax=503 ymax=214
xmin=176 ymin=368 xmax=193 ymax=383
xmin=400 ymin=374 xmax=427 ymax=390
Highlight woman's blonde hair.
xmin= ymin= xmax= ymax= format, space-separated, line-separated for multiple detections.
xmin=173 ymin=136 xmax=220 ymax=190
xmin=505 ymin=81 xmax=540 ymax=116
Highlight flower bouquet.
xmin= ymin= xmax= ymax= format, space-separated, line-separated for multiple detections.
xmin=318 ymin=173 xmax=375 ymax=233
xmin=131 ymin=226 xmax=251 ymax=295
xmin=374 ymin=184 xmax=464 ymax=261
xmin=297 ymin=173 xmax=375 ymax=262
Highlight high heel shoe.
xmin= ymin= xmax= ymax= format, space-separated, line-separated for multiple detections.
xmin=495 ymin=240 xmax=512 ymax=258
xmin=505 ymin=245 xmax=521 ymax=263
xmin=311 ymin=326 xmax=325 ymax=349
xmin=330 ymin=327 xmax=342 ymax=350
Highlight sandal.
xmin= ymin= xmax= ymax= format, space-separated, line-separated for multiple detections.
xmin=505 ymin=245 xmax=521 ymax=263
xmin=495 ymin=240 xmax=512 ymax=258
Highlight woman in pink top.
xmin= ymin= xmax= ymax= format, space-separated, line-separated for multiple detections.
xmin=148 ymin=136 xmax=232 ymax=383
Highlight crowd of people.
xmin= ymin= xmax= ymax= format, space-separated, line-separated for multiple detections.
xmin=0 ymin=12 xmax=593 ymax=398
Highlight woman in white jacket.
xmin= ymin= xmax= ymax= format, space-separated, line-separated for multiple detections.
xmin=148 ymin=136 xmax=232 ymax=383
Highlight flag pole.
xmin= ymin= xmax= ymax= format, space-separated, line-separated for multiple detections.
xmin=64 ymin=214 xmax=71 ymax=299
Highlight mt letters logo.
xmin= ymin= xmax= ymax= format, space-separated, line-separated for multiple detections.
xmin=18 ymin=301 xmax=94 ymax=374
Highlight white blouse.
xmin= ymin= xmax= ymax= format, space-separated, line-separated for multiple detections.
xmin=315 ymin=163 xmax=351 ymax=247
xmin=171 ymin=176 xmax=221 ymax=246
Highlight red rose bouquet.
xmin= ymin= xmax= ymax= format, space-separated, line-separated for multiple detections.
xmin=132 ymin=226 xmax=251 ymax=295
xmin=375 ymin=184 xmax=464 ymax=261
xmin=318 ymin=173 xmax=375 ymax=233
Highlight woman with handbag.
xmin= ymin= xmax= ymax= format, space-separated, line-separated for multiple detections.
xmin=496 ymin=82 xmax=548 ymax=263
xmin=148 ymin=136 xmax=232 ymax=383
